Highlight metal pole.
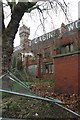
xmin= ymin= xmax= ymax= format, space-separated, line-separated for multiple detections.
xmin=0 ymin=89 xmax=80 ymax=118
xmin=48 ymin=97 xmax=80 ymax=118
xmin=0 ymin=73 xmax=8 ymax=80
xmin=0 ymin=89 xmax=64 ymax=104
xmin=8 ymin=71 xmax=29 ymax=89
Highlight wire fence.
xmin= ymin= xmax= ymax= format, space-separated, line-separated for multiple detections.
xmin=0 ymin=70 xmax=80 ymax=119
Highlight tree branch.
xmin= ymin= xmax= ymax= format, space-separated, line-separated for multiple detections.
xmin=2 ymin=4 xmax=5 ymax=33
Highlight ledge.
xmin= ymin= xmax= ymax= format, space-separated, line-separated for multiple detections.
xmin=53 ymin=51 xmax=80 ymax=58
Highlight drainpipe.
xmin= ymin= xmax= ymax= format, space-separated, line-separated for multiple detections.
xmin=37 ymin=53 xmax=42 ymax=78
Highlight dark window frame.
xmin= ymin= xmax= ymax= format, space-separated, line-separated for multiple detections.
xmin=60 ymin=43 xmax=74 ymax=54
xmin=42 ymin=63 xmax=54 ymax=74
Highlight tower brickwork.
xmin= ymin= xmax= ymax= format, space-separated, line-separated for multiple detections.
xmin=19 ymin=25 xmax=30 ymax=52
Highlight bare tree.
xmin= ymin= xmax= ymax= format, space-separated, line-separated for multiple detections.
xmin=1 ymin=0 xmax=69 ymax=73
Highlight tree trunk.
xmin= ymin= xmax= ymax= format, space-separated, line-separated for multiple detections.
xmin=2 ymin=2 xmax=36 ymax=74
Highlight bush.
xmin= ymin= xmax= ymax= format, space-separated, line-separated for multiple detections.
xmin=12 ymin=56 xmax=16 ymax=69
xmin=17 ymin=59 xmax=23 ymax=70
xmin=2 ymin=93 xmax=12 ymax=99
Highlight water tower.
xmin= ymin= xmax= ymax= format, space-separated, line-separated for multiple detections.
xmin=19 ymin=25 xmax=30 ymax=52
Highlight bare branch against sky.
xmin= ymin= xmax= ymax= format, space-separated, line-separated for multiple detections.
xmin=2 ymin=0 xmax=79 ymax=46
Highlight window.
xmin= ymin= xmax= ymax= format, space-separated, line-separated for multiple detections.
xmin=70 ymin=44 xmax=74 ymax=52
xmin=42 ymin=63 xmax=54 ymax=74
xmin=21 ymin=53 xmax=25 ymax=61
xmin=49 ymin=64 xmax=54 ymax=73
xmin=66 ymin=45 xmax=70 ymax=52
xmin=60 ymin=43 xmax=74 ymax=54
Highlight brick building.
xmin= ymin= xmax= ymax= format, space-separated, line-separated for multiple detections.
xmin=13 ymin=19 xmax=80 ymax=94
xmin=53 ymin=21 xmax=80 ymax=94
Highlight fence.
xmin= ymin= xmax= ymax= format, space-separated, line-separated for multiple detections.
xmin=0 ymin=70 xmax=80 ymax=119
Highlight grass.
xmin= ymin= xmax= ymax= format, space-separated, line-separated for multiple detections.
xmin=6 ymin=71 xmax=55 ymax=94
xmin=2 ymin=95 xmax=75 ymax=119
xmin=2 ymin=92 xmax=12 ymax=99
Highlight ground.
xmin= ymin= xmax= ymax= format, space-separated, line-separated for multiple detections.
xmin=1 ymin=78 xmax=80 ymax=120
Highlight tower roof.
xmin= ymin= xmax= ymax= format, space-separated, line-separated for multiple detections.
xmin=19 ymin=25 xmax=30 ymax=35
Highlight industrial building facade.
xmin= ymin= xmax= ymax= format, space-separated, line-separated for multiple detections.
xmin=13 ymin=19 xmax=80 ymax=94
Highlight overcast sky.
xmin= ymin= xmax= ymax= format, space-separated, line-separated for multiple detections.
xmin=4 ymin=0 xmax=80 ymax=47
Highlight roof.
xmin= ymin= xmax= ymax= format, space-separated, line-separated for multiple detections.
xmin=14 ymin=45 xmax=23 ymax=52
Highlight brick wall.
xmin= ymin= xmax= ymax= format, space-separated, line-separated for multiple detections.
xmin=54 ymin=54 xmax=80 ymax=94
xmin=54 ymin=30 xmax=79 ymax=54
xmin=42 ymin=74 xmax=53 ymax=80
xmin=31 ymin=38 xmax=54 ymax=57
xmin=78 ymin=54 xmax=80 ymax=93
